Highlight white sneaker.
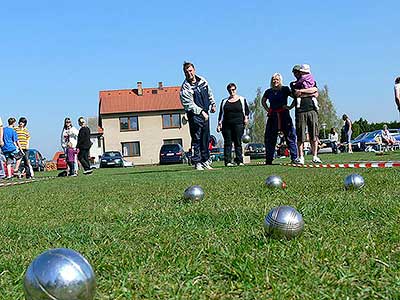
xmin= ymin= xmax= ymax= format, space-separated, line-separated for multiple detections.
xmin=195 ymin=163 xmax=204 ymax=171
xmin=202 ymin=161 xmax=213 ymax=170
xmin=238 ymin=163 xmax=245 ymax=166
xmin=226 ymin=162 xmax=235 ymax=167
xmin=294 ymin=157 xmax=304 ymax=165
xmin=312 ymin=156 xmax=322 ymax=163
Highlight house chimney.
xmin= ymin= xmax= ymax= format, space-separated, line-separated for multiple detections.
xmin=137 ymin=81 xmax=143 ymax=96
xmin=158 ymin=81 xmax=163 ymax=90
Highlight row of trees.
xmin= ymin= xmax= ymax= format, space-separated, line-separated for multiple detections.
xmin=247 ymin=85 xmax=399 ymax=143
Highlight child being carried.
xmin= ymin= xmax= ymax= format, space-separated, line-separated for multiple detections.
xmin=292 ymin=64 xmax=319 ymax=111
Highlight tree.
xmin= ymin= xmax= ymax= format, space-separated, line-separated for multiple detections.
xmin=317 ymin=85 xmax=340 ymax=138
xmin=248 ymin=87 xmax=266 ymax=143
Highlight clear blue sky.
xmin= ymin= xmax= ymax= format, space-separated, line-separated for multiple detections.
xmin=1 ymin=1 xmax=399 ymax=159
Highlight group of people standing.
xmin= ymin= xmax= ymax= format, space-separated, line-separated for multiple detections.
xmin=0 ymin=117 xmax=34 ymax=179
xmin=180 ymin=62 xmax=323 ymax=169
xmin=61 ymin=117 xmax=93 ymax=176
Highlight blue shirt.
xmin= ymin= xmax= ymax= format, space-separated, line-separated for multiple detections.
xmin=262 ymin=86 xmax=291 ymax=110
xmin=1 ymin=127 xmax=18 ymax=152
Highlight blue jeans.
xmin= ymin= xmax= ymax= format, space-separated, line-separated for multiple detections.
xmin=265 ymin=110 xmax=298 ymax=163
xmin=188 ymin=114 xmax=210 ymax=164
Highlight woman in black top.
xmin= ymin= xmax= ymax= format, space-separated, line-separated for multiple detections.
xmin=76 ymin=117 xmax=93 ymax=174
xmin=217 ymin=83 xmax=250 ymax=166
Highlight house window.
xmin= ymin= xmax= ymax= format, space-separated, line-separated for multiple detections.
xmin=120 ymin=116 xmax=139 ymax=131
xmin=163 ymin=138 xmax=183 ymax=146
xmin=122 ymin=142 xmax=140 ymax=157
xmin=162 ymin=114 xmax=181 ymax=129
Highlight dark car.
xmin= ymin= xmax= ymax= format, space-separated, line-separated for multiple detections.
xmin=244 ymin=143 xmax=266 ymax=159
xmin=57 ymin=153 xmax=68 ymax=170
xmin=100 ymin=151 xmax=124 ymax=168
xmin=159 ymin=144 xmax=187 ymax=165
xmin=19 ymin=149 xmax=46 ymax=172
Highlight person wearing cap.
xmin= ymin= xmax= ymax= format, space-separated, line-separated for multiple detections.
xmin=395 ymin=77 xmax=400 ymax=112
xmin=262 ymin=73 xmax=298 ymax=165
xmin=292 ymin=64 xmax=319 ymax=111
xmin=288 ymin=64 xmax=321 ymax=164
xmin=76 ymin=117 xmax=93 ymax=175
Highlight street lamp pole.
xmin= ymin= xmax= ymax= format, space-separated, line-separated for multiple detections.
xmin=321 ymin=123 xmax=327 ymax=139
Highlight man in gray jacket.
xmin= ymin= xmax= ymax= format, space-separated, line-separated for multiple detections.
xmin=180 ymin=62 xmax=216 ymax=170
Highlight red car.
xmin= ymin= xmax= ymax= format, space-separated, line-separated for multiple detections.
xmin=56 ymin=153 xmax=68 ymax=170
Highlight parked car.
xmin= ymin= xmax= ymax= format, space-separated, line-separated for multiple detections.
xmin=100 ymin=151 xmax=125 ymax=168
xmin=159 ymin=144 xmax=187 ymax=165
xmin=210 ymin=147 xmax=224 ymax=161
xmin=19 ymin=149 xmax=46 ymax=171
xmin=348 ymin=129 xmax=400 ymax=152
xmin=56 ymin=153 xmax=68 ymax=170
xmin=244 ymin=143 xmax=266 ymax=159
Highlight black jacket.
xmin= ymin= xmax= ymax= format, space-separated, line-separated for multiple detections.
xmin=76 ymin=126 xmax=92 ymax=149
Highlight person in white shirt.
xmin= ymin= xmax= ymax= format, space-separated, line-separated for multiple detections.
xmin=328 ymin=127 xmax=339 ymax=154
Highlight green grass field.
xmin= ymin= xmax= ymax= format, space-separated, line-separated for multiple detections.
xmin=1 ymin=152 xmax=400 ymax=299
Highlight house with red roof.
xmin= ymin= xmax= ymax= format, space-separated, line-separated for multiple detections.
xmin=99 ymin=81 xmax=191 ymax=165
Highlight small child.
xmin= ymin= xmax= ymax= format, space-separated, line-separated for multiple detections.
xmin=66 ymin=142 xmax=79 ymax=176
xmin=293 ymin=64 xmax=319 ymax=111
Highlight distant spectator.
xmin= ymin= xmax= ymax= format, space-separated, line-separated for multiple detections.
xmin=381 ymin=124 xmax=396 ymax=147
xmin=395 ymin=77 xmax=400 ymax=112
xmin=1 ymin=118 xmax=22 ymax=179
xmin=14 ymin=117 xmax=34 ymax=179
xmin=342 ymin=114 xmax=353 ymax=153
xmin=0 ymin=117 xmax=4 ymax=179
xmin=61 ymin=117 xmax=79 ymax=175
xmin=328 ymin=127 xmax=339 ymax=154
xmin=66 ymin=142 xmax=79 ymax=176
xmin=76 ymin=117 xmax=93 ymax=175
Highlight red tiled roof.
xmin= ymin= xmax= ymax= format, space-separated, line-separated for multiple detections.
xmin=99 ymin=86 xmax=183 ymax=115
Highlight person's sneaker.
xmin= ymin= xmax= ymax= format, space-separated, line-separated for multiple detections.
xmin=312 ymin=156 xmax=322 ymax=163
xmin=226 ymin=162 xmax=235 ymax=167
xmin=238 ymin=163 xmax=245 ymax=166
xmin=202 ymin=161 xmax=213 ymax=170
xmin=71 ymin=174 xmax=78 ymax=177
xmin=83 ymin=169 xmax=93 ymax=175
xmin=294 ymin=157 xmax=304 ymax=165
xmin=195 ymin=163 xmax=204 ymax=171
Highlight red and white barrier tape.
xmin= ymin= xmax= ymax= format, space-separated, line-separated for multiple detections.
xmin=282 ymin=161 xmax=400 ymax=168
xmin=0 ymin=176 xmax=58 ymax=188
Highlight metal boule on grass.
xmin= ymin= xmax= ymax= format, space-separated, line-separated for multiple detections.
xmin=344 ymin=174 xmax=365 ymax=190
xmin=24 ymin=248 xmax=96 ymax=300
xmin=265 ymin=175 xmax=285 ymax=189
xmin=183 ymin=185 xmax=204 ymax=201
xmin=264 ymin=206 xmax=304 ymax=239
xmin=241 ymin=134 xmax=251 ymax=144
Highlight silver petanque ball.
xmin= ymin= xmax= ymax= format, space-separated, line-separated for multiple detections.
xmin=265 ymin=175 xmax=285 ymax=189
xmin=264 ymin=206 xmax=304 ymax=239
xmin=183 ymin=185 xmax=205 ymax=201
xmin=344 ymin=174 xmax=365 ymax=190
xmin=241 ymin=134 xmax=251 ymax=144
xmin=24 ymin=248 xmax=96 ymax=300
